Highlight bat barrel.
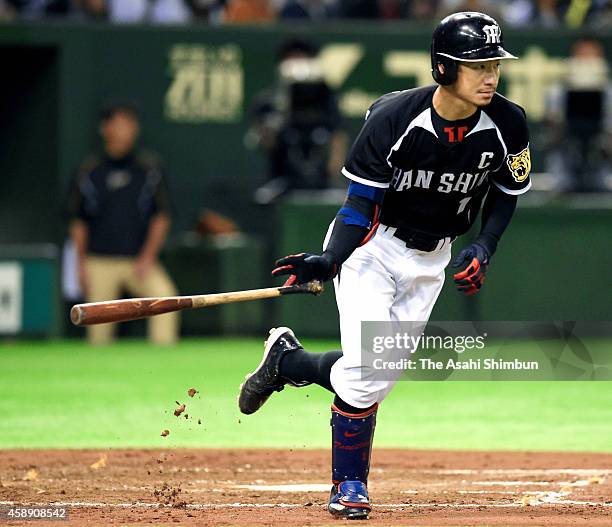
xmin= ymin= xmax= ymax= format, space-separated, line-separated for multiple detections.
xmin=70 ymin=305 xmax=85 ymax=326
xmin=70 ymin=297 xmax=193 ymax=326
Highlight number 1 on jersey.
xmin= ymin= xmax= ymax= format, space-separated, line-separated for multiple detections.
xmin=457 ymin=196 xmax=472 ymax=216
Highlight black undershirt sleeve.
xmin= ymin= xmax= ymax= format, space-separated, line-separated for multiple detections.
xmin=475 ymin=186 xmax=518 ymax=257
xmin=322 ymin=194 xmax=376 ymax=267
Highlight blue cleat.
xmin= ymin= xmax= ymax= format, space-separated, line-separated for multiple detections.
xmin=328 ymin=480 xmax=371 ymax=520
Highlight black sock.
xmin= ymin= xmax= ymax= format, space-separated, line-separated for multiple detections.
xmin=279 ymin=350 xmax=342 ymax=393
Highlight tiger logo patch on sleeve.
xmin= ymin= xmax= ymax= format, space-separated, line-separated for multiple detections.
xmin=506 ymin=146 xmax=531 ymax=183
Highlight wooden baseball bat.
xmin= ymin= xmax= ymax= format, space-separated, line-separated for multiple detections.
xmin=70 ymin=280 xmax=323 ymax=327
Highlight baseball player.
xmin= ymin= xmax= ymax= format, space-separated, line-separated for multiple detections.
xmin=239 ymin=12 xmax=531 ymax=519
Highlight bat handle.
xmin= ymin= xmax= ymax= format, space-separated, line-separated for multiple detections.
xmin=280 ymin=280 xmax=324 ymax=296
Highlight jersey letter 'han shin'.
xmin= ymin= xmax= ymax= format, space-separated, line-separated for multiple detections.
xmin=341 ymin=85 xmax=531 ymax=238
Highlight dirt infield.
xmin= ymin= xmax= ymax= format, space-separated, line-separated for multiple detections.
xmin=1 ymin=449 xmax=611 ymax=526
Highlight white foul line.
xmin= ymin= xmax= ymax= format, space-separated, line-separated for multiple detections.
xmin=1 ymin=500 xmax=611 ymax=510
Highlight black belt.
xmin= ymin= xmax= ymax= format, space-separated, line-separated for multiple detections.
xmin=389 ymin=227 xmax=445 ymax=252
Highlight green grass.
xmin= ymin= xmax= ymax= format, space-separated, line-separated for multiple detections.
xmin=0 ymin=338 xmax=611 ymax=451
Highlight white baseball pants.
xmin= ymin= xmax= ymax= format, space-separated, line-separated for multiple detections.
xmin=325 ymin=223 xmax=452 ymax=408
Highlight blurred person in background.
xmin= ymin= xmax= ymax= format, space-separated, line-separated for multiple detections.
xmin=501 ymin=0 xmax=532 ymax=27
xmin=223 ymin=0 xmax=275 ymax=23
xmin=532 ymin=0 xmax=561 ymax=27
xmin=0 ymin=0 xmax=17 ymax=18
xmin=185 ymin=0 xmax=225 ymax=23
xmin=1 ymin=0 xmax=106 ymax=18
xmin=66 ymin=101 xmax=179 ymax=345
xmin=563 ymin=0 xmax=609 ymax=28
xmin=1 ymin=0 xmax=73 ymax=17
xmin=587 ymin=0 xmax=612 ymax=28
xmin=377 ymin=0 xmax=403 ymax=19
xmin=437 ymin=0 xmax=503 ymax=20
xmin=106 ymin=0 xmax=192 ymax=24
xmin=247 ymin=37 xmax=348 ymax=204
xmin=336 ymin=0 xmax=380 ymax=18
xmin=405 ymin=0 xmax=441 ymax=21
xmin=503 ymin=0 xmax=611 ymax=29
xmin=277 ymin=0 xmax=339 ymax=20
xmin=74 ymin=0 xmax=106 ymax=18
xmin=1 ymin=0 xmax=217 ymax=22
xmin=543 ymin=37 xmax=612 ymax=191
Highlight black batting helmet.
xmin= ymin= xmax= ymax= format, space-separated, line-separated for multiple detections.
xmin=431 ymin=12 xmax=517 ymax=85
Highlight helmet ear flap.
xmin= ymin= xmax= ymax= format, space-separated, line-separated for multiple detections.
xmin=432 ymin=56 xmax=458 ymax=86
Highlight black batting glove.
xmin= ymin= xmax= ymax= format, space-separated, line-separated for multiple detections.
xmin=451 ymin=242 xmax=490 ymax=296
xmin=272 ymin=252 xmax=338 ymax=286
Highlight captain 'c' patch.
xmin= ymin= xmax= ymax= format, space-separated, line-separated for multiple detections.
xmin=506 ymin=146 xmax=531 ymax=183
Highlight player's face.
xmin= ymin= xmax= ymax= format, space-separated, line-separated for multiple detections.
xmin=454 ymin=60 xmax=501 ymax=107
xmin=100 ymin=111 xmax=140 ymax=159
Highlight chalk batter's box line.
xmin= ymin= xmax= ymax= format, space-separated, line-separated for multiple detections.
xmin=1 ymin=500 xmax=611 ymax=510
xmin=3 ymin=468 xmax=609 ymax=510
xmin=12 ymin=467 xmax=611 ymax=485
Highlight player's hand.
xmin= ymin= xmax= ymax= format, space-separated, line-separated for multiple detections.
xmin=77 ymin=260 xmax=89 ymax=296
xmin=272 ymin=252 xmax=337 ymax=286
xmin=134 ymin=253 xmax=155 ymax=281
xmin=451 ymin=243 xmax=490 ymax=295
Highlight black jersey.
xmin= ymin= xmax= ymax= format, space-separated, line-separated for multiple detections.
xmin=342 ymin=85 xmax=531 ymax=238
xmin=66 ymin=151 xmax=172 ymax=256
